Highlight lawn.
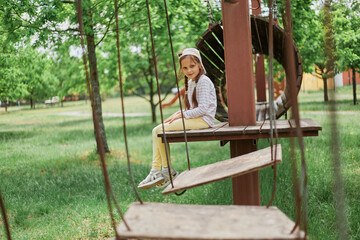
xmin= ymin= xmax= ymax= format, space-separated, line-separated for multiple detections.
xmin=0 ymin=85 xmax=359 ymax=239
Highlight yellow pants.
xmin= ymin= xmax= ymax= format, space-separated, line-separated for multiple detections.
xmin=152 ymin=117 xmax=209 ymax=170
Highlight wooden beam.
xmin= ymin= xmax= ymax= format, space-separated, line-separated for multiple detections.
xmin=117 ymin=202 xmax=305 ymax=239
xmin=162 ymin=145 xmax=281 ymax=195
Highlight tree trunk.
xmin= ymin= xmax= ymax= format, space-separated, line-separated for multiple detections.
xmin=4 ymin=101 xmax=7 ymax=112
xmin=87 ymin=33 xmax=110 ymax=153
xmin=323 ymin=77 xmax=329 ymax=102
xmin=30 ymin=98 xmax=34 ymax=109
xmin=151 ymin=103 xmax=156 ymax=123
xmin=149 ymin=78 xmax=157 ymax=123
xmin=352 ymin=68 xmax=357 ymax=105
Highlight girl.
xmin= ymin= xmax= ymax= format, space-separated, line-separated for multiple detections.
xmin=138 ymin=48 xmax=217 ymax=189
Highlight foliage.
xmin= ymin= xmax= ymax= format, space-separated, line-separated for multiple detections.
xmin=91 ymin=0 xmax=213 ymax=122
xmin=20 ymin=47 xmax=59 ymax=108
xmin=51 ymin=43 xmax=86 ymax=102
xmin=0 ymin=48 xmax=25 ymax=105
xmin=333 ymin=1 xmax=360 ymax=71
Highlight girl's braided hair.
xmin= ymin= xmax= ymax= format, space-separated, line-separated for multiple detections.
xmin=178 ymin=54 xmax=206 ymax=110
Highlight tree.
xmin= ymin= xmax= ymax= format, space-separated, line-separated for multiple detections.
xmin=98 ymin=0 xmax=210 ymax=123
xmin=0 ymin=22 xmax=25 ymax=112
xmin=297 ymin=0 xmax=336 ymax=102
xmin=0 ymin=52 xmax=24 ymax=112
xmin=0 ymin=0 xmax=117 ymax=152
xmin=51 ymin=44 xmax=86 ymax=107
xmin=333 ymin=0 xmax=360 ymax=105
xmin=20 ymin=47 xmax=58 ymax=109
xmin=275 ymin=0 xmax=337 ymax=102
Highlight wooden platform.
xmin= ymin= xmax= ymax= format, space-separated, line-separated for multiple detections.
xmin=116 ymin=202 xmax=304 ymax=239
xmin=158 ymin=119 xmax=322 ymax=143
xmin=162 ymin=145 xmax=281 ymax=195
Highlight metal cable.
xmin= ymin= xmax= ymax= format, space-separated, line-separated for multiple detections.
xmin=114 ymin=0 xmax=143 ymax=204
xmin=75 ymin=1 xmax=129 ymax=236
xmin=163 ymin=0 xmax=191 ymax=172
xmin=145 ymin=0 xmax=174 ymax=188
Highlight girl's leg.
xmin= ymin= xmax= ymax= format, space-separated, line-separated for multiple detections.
xmin=151 ymin=124 xmax=166 ymax=170
xmin=139 ymin=117 xmax=209 ymax=189
xmin=152 ymin=117 xmax=209 ymax=168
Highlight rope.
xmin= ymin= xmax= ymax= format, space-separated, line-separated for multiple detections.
xmin=250 ymin=0 xmax=261 ymax=10
xmin=325 ymin=1 xmax=349 ymax=238
xmin=114 ymin=0 xmax=143 ymax=204
xmin=329 ymin=87 xmax=350 ymax=240
xmin=145 ymin=0 xmax=174 ymax=188
xmin=205 ymin=0 xmax=216 ymax=24
xmin=283 ymin=0 xmax=308 ymax=237
xmin=163 ymin=0 xmax=191 ymax=172
xmin=0 ymin=189 xmax=11 ymax=240
xmin=174 ymin=190 xmax=187 ymax=196
xmin=75 ymin=1 xmax=129 ymax=236
xmin=266 ymin=0 xmax=280 ymax=209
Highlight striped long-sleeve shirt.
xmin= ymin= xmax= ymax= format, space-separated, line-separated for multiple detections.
xmin=184 ymin=75 xmax=217 ymax=127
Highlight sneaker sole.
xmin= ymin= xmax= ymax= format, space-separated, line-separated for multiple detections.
xmin=138 ymin=178 xmax=165 ymax=190
xmin=156 ymin=172 xmax=179 ymax=188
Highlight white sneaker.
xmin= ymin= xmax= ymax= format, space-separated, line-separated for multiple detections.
xmin=156 ymin=167 xmax=179 ymax=188
xmin=138 ymin=169 xmax=164 ymax=189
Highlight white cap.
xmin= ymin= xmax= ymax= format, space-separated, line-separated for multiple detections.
xmin=179 ymin=48 xmax=207 ymax=74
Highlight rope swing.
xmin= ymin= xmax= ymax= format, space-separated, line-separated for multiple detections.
xmin=114 ymin=0 xmax=143 ymax=205
xmin=75 ymin=1 xmax=130 ymax=238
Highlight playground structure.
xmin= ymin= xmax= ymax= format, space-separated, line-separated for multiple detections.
xmin=115 ymin=1 xmax=321 ymax=239
xmin=0 ymin=1 xmax=324 ymax=240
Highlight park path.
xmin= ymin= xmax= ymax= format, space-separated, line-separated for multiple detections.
xmin=301 ymin=110 xmax=359 ymax=115
xmin=50 ymin=110 xmax=151 ymax=117
xmin=54 ymin=110 xmax=357 ymax=117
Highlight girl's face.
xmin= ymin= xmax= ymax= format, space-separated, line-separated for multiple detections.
xmin=180 ymin=56 xmax=201 ymax=79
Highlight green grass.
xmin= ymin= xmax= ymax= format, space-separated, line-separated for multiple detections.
xmin=0 ymin=89 xmax=359 ymax=239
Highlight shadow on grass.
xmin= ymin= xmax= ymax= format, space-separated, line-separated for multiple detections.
xmin=300 ymin=99 xmax=359 ymax=111
xmin=0 ymin=130 xmax=35 ymax=142
xmin=54 ymin=118 xmax=93 ymax=128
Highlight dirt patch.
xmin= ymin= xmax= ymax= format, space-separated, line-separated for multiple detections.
xmin=14 ymin=120 xmax=42 ymax=124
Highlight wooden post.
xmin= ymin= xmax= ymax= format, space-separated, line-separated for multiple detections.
xmin=222 ymin=0 xmax=260 ymax=205
xmin=252 ymin=0 xmax=267 ymax=102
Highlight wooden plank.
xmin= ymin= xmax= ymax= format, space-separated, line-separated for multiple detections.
xmin=213 ymin=123 xmax=246 ymax=135
xmin=197 ymin=39 xmax=225 ymax=70
xmin=161 ymin=131 xmax=319 ymax=143
xmin=162 ymin=145 xmax=281 ymax=195
xmin=210 ymin=23 xmax=224 ymax=45
xmin=202 ymin=33 xmax=225 ymax=61
xmin=117 ymin=202 xmax=304 ymax=240
xmin=242 ymin=121 xmax=263 ymax=134
xmin=260 ymin=119 xmax=292 ymax=133
xmin=158 ymin=119 xmax=321 ymax=143
xmin=289 ymin=119 xmax=322 ymax=131
xmin=200 ymin=54 xmax=224 ymax=79
xmin=159 ymin=122 xmax=227 ymax=140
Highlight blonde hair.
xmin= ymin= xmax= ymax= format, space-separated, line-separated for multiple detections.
xmin=178 ymin=55 xmax=206 ymax=110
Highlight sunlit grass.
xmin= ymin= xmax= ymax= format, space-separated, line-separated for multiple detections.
xmin=1 ymin=88 xmax=359 ymax=239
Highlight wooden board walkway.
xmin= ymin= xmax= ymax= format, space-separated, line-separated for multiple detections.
xmin=162 ymin=145 xmax=281 ymax=195
xmin=116 ymin=202 xmax=304 ymax=239
xmin=158 ymin=119 xmax=322 ymax=143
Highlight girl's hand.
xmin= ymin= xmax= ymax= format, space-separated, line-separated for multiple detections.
xmin=164 ymin=111 xmax=182 ymax=124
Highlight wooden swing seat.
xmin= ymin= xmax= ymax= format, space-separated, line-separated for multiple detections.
xmin=162 ymin=144 xmax=281 ymax=195
xmin=116 ymin=202 xmax=304 ymax=239
xmin=158 ymin=119 xmax=321 ymax=143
